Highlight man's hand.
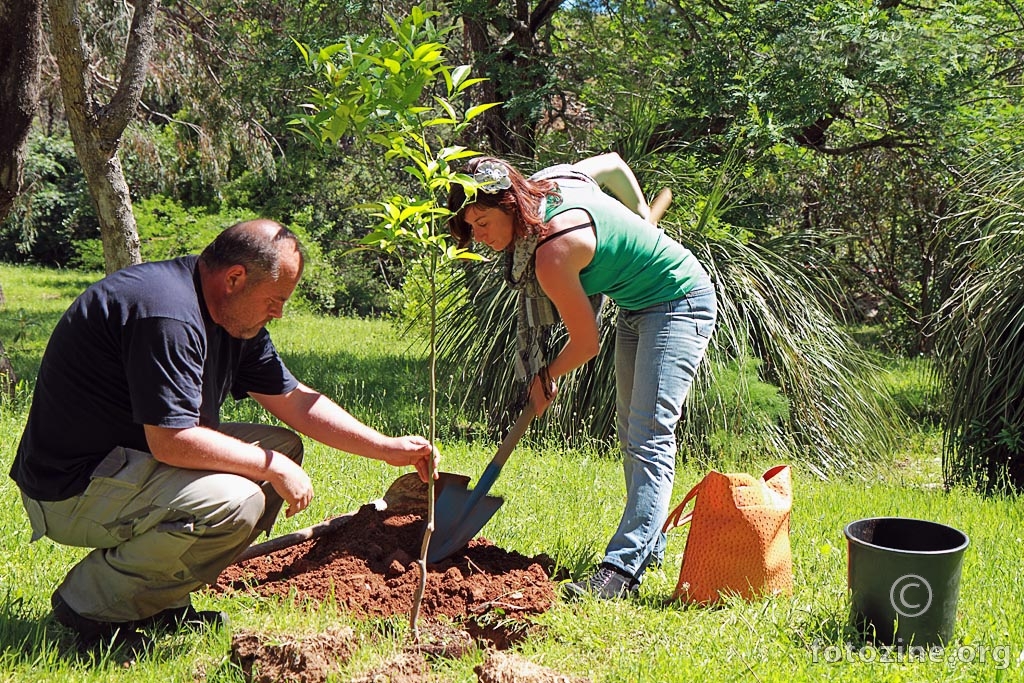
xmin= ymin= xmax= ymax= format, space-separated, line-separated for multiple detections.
xmin=380 ymin=435 xmax=439 ymax=482
xmin=265 ymin=450 xmax=314 ymax=517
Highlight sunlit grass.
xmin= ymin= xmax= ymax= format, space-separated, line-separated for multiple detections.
xmin=1 ymin=264 xmax=1022 ymax=682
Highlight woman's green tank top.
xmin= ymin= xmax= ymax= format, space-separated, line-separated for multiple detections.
xmin=544 ymin=180 xmax=707 ymax=311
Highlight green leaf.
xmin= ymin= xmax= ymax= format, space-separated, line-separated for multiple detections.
xmin=455 ymin=76 xmax=487 ymax=94
xmin=423 ymin=117 xmax=458 ymax=127
xmin=439 ymin=147 xmax=478 ymax=162
xmin=450 ymin=65 xmax=471 ymax=89
xmin=464 ymin=102 xmax=501 ymax=122
xmin=434 ymin=97 xmax=458 ymax=120
xmin=447 ymin=245 xmax=486 ymax=261
xmin=292 ymin=38 xmax=310 ymax=64
xmin=414 ymin=45 xmax=445 ymax=64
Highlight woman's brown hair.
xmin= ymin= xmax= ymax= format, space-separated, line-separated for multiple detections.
xmin=447 ymin=157 xmax=555 ymax=249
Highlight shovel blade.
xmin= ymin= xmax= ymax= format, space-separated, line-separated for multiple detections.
xmin=434 ymin=471 xmax=471 ymax=494
xmin=427 ymin=486 xmax=504 ymax=563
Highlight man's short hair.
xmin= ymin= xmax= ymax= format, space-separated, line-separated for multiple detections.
xmin=199 ymin=219 xmax=303 ymax=280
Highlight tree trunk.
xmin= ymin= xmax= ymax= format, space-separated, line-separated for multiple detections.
xmin=48 ymin=0 xmax=158 ymax=273
xmin=462 ymin=0 xmax=566 ymax=159
xmin=0 ymin=0 xmax=44 ymax=224
xmin=0 ymin=284 xmax=15 ymax=399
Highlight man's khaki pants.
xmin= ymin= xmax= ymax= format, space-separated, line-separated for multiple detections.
xmin=20 ymin=423 xmax=302 ymax=623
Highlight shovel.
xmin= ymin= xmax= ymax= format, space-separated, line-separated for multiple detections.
xmin=427 ymin=403 xmax=536 ymax=562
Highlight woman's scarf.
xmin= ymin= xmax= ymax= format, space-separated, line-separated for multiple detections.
xmin=505 ymin=176 xmax=604 ymax=382
xmin=505 ymin=230 xmax=558 ymax=381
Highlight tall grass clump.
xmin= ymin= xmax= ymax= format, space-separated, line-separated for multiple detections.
xmin=935 ymin=149 xmax=1024 ymax=492
xmin=436 ymin=153 xmax=905 ymax=477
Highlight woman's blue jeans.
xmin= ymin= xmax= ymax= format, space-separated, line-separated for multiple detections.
xmin=605 ymin=284 xmax=717 ymax=579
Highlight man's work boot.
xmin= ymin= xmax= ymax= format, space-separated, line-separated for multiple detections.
xmin=135 ymin=603 xmax=230 ymax=633
xmin=50 ymin=591 xmax=150 ymax=654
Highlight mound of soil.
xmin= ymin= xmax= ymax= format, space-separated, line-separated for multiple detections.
xmin=215 ymin=475 xmax=558 ymax=649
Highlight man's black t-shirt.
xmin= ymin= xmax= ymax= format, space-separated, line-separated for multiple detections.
xmin=10 ymin=256 xmax=298 ymax=501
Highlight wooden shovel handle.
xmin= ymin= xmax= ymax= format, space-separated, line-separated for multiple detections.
xmin=648 ymin=188 xmax=673 ymax=225
xmin=492 ymin=403 xmax=536 ymax=470
xmin=234 ymin=512 xmax=357 ymax=562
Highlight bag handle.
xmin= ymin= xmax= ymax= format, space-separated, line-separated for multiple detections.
xmin=662 ymin=466 xmax=791 ymax=535
xmin=662 ymin=476 xmax=705 ymax=533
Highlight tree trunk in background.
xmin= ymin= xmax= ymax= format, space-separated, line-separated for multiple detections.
xmin=48 ymin=0 xmax=158 ymax=273
xmin=0 ymin=0 xmax=44 ymax=224
xmin=461 ymin=0 xmax=567 ymax=159
xmin=0 ymin=285 xmax=15 ymax=399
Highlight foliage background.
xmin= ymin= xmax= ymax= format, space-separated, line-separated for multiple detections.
xmin=2 ymin=0 xmax=1023 ymax=484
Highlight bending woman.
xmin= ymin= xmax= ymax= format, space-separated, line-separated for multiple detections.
xmin=448 ymin=153 xmax=717 ymax=599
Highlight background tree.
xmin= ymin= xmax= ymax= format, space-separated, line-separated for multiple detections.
xmin=0 ymin=0 xmax=44 ymax=225
xmin=48 ymin=0 xmax=158 ymax=272
xmin=539 ymin=0 xmax=1022 ymax=350
xmin=454 ymin=0 xmax=570 ymax=157
xmin=0 ymin=0 xmax=43 ymax=395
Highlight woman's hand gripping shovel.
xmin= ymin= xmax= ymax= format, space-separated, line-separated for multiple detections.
xmin=427 ymin=403 xmax=536 ymax=562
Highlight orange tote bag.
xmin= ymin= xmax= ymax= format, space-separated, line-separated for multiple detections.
xmin=662 ymin=465 xmax=793 ymax=605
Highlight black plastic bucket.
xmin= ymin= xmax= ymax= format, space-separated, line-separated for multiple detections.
xmin=844 ymin=517 xmax=969 ymax=646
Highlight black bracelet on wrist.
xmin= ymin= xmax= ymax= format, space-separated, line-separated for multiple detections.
xmin=539 ymin=365 xmax=554 ymax=400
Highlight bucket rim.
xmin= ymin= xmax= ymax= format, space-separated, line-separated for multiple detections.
xmin=844 ymin=516 xmax=970 ymax=555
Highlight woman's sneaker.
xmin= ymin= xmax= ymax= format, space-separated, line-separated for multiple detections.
xmin=563 ymin=563 xmax=639 ymax=601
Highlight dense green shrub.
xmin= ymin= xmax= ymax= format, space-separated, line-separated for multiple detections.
xmin=937 ymin=210 xmax=1024 ymax=493
xmin=137 ymin=196 xmax=248 ymax=262
xmin=0 ymin=132 xmax=97 ymax=266
xmin=695 ymin=357 xmax=792 ymax=465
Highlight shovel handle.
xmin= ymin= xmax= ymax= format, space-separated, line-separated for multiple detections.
xmin=235 ymin=511 xmax=357 ymax=562
xmin=648 ymin=188 xmax=672 ymax=225
xmin=492 ymin=403 xmax=536 ymax=470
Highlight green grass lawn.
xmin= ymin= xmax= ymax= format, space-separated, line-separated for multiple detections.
xmin=1 ymin=263 xmax=1022 ymax=682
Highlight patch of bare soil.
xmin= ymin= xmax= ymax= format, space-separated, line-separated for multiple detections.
xmin=349 ymin=651 xmax=429 ymax=683
xmin=476 ymin=651 xmax=592 ymax=683
xmin=226 ymin=632 xmax=593 ymax=683
xmin=215 ymin=475 xmax=587 ymax=682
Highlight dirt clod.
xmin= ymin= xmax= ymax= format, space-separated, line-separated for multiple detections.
xmin=350 ymin=651 xmax=429 ymax=683
xmin=475 ymin=651 xmax=592 ymax=683
xmin=229 ymin=627 xmax=356 ymax=683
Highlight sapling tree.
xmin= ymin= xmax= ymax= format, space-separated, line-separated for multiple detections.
xmin=289 ymin=6 xmax=495 ymax=639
